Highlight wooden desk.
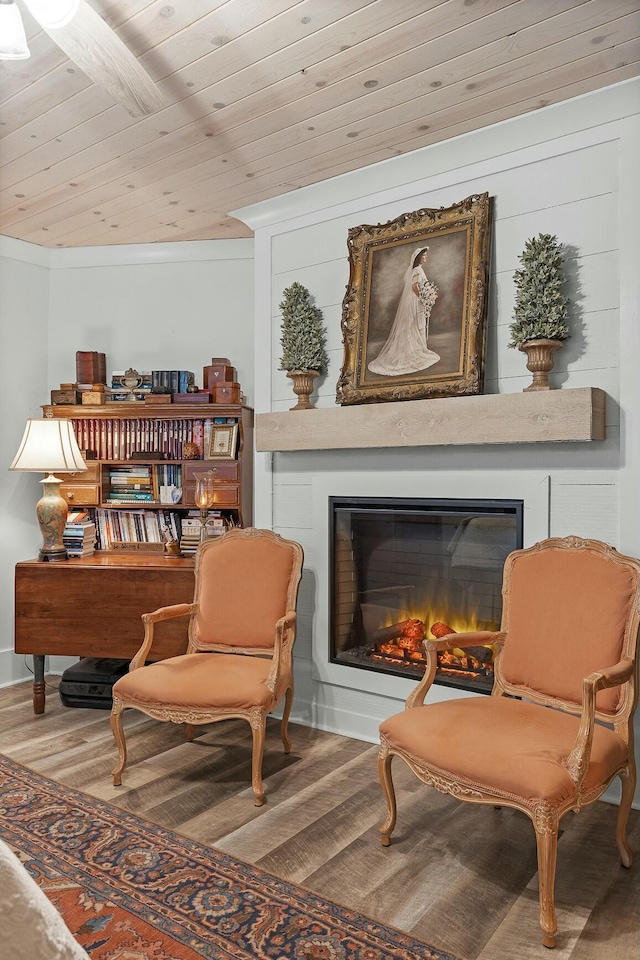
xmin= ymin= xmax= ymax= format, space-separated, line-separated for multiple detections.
xmin=15 ymin=554 xmax=196 ymax=714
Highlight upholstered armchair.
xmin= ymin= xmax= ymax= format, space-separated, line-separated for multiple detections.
xmin=378 ymin=536 xmax=640 ymax=948
xmin=110 ymin=527 xmax=304 ymax=805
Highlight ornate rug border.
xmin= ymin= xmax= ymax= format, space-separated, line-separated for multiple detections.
xmin=0 ymin=754 xmax=459 ymax=960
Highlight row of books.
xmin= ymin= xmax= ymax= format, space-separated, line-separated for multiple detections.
xmin=93 ymin=508 xmax=182 ymax=550
xmin=70 ymin=417 xmax=237 ymax=461
xmin=105 ymin=465 xmax=183 ymax=505
xmin=64 ymin=511 xmax=96 ymax=557
xmin=151 ymin=370 xmax=195 ymax=394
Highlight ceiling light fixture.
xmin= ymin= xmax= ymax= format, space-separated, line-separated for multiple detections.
xmin=22 ymin=0 xmax=79 ymax=29
xmin=0 ymin=0 xmax=29 ymax=60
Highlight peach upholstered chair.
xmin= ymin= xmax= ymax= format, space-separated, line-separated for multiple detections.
xmin=378 ymin=536 xmax=640 ymax=948
xmin=110 ymin=527 xmax=303 ymax=805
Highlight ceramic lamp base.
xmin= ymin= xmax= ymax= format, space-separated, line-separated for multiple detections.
xmin=36 ymin=475 xmax=68 ymax=561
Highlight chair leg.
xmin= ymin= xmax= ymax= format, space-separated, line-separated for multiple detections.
xmin=378 ymin=742 xmax=397 ymax=847
xmin=185 ymin=723 xmax=195 ymax=742
xmin=533 ymin=805 xmax=559 ymax=948
xmin=280 ymin=686 xmax=293 ymax=754
xmin=616 ymin=766 xmax=636 ymax=868
xmin=110 ymin=702 xmax=127 ymax=787
xmin=250 ymin=712 xmax=267 ymax=807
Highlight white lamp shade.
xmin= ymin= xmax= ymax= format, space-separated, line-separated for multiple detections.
xmin=0 ymin=2 xmax=30 ymax=60
xmin=9 ymin=419 xmax=87 ymax=473
xmin=22 ymin=0 xmax=79 ymax=29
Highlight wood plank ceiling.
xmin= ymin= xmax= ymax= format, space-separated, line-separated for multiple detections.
xmin=1 ymin=0 xmax=638 ymax=248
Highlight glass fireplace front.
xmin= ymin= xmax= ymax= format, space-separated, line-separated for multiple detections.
xmin=330 ymin=497 xmax=523 ymax=694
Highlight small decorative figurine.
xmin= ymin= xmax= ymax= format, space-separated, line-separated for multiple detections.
xmin=182 ymin=441 xmax=200 ymax=460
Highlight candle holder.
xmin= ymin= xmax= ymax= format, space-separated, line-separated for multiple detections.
xmin=194 ymin=470 xmax=217 ymax=541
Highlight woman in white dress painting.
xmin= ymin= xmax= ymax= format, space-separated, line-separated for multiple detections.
xmin=368 ymin=246 xmax=440 ymax=376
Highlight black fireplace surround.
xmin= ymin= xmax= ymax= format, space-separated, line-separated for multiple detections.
xmin=329 ymin=497 xmax=523 ymax=694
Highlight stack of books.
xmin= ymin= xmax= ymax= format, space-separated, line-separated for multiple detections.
xmin=106 ymin=465 xmax=155 ymax=504
xmin=179 ymin=517 xmax=202 ymax=556
xmin=179 ymin=512 xmax=226 ymax=555
xmin=64 ymin=511 xmax=96 ymax=557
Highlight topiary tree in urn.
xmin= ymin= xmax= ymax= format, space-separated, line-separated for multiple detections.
xmin=279 ymin=282 xmax=328 ymax=410
xmin=508 ymin=233 xmax=570 ymax=391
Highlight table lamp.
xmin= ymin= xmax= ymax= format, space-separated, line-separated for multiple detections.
xmin=9 ymin=418 xmax=87 ymax=561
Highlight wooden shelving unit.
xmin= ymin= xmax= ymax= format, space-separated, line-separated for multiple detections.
xmin=256 ymin=388 xmax=606 ymax=452
xmin=41 ymin=402 xmax=254 ymax=544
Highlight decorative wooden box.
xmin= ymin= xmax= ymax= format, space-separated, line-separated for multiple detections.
xmin=76 ymin=351 xmax=106 ymax=385
xmin=203 ymin=359 xmax=236 ymax=389
xmin=144 ymin=393 xmax=172 ymax=404
xmin=173 ymin=392 xmax=212 ymax=403
xmin=81 ymin=389 xmax=106 ymax=405
xmin=51 ymin=388 xmax=81 ymax=404
xmin=212 ymin=382 xmax=241 ymax=403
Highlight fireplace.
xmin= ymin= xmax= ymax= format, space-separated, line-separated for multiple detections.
xmin=329 ymin=497 xmax=523 ymax=694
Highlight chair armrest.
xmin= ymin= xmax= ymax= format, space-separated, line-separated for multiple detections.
xmin=424 ymin=630 xmax=506 ymax=653
xmin=265 ymin=610 xmax=297 ymax=694
xmin=564 ymin=658 xmax=634 ymax=786
xmin=406 ymin=631 xmax=506 ymax=709
xmin=129 ymin=603 xmax=196 ymax=670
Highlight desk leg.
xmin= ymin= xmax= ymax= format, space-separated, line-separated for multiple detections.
xmin=33 ymin=655 xmax=45 ymax=714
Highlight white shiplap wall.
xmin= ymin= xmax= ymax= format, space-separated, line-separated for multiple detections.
xmin=234 ymin=81 xmax=640 ymax=804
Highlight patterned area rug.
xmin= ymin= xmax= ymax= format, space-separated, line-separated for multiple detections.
xmin=0 ymin=756 xmax=456 ymax=960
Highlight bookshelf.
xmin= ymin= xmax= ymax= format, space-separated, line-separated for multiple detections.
xmin=42 ymin=402 xmax=253 ymax=551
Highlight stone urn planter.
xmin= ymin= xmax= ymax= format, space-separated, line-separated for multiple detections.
xmin=286 ymin=369 xmax=320 ymax=410
xmin=518 ymin=338 xmax=562 ymax=392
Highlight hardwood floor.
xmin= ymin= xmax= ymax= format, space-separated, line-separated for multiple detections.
xmin=1 ymin=677 xmax=638 ymax=960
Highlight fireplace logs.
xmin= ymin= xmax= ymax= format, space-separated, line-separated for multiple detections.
xmin=430 ymin=621 xmax=454 ymax=638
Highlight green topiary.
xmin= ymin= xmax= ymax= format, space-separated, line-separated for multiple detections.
xmin=279 ymin=282 xmax=329 ymax=372
xmin=508 ymin=233 xmax=570 ymax=347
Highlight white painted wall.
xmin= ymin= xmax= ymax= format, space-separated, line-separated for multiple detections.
xmin=233 ymin=79 xmax=640 ymax=801
xmin=0 ymin=238 xmax=254 ymax=684
xmin=47 ymin=241 xmax=255 ymax=399
xmin=0 ymin=238 xmax=50 ymax=685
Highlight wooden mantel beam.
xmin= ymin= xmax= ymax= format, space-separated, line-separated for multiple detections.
xmin=256 ymin=387 xmax=606 ymax=452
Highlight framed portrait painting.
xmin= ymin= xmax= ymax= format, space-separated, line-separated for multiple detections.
xmin=336 ymin=193 xmax=493 ymax=405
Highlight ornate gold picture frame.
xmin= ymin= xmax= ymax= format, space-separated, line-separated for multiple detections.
xmin=336 ymin=193 xmax=493 ymax=405
xmin=206 ymin=423 xmax=238 ymax=460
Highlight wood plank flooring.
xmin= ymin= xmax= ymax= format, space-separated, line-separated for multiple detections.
xmin=1 ymin=677 xmax=638 ymax=960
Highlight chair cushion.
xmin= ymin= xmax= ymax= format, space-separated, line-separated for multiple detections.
xmin=380 ymin=696 xmax=628 ymax=807
xmin=500 ymin=546 xmax=636 ymax=713
xmin=113 ymin=653 xmax=285 ymax=711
